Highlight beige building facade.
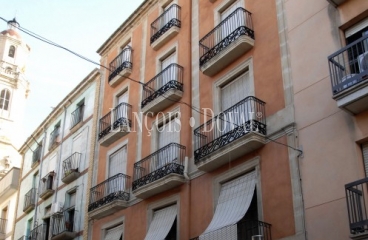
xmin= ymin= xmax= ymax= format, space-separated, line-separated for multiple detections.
xmin=284 ymin=0 xmax=368 ymax=239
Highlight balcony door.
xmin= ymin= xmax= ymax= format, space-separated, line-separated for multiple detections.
xmin=161 ymin=1 xmax=177 ymax=28
xmin=219 ymin=0 xmax=244 ymax=42
xmin=116 ymin=91 xmax=128 ymax=120
xmin=220 ymin=72 xmax=250 ymax=134
xmin=156 ymin=118 xmax=180 ymax=169
xmin=108 ymin=146 xmax=127 ymax=194
xmin=120 ymin=41 xmax=131 ymax=64
xmin=71 ymin=134 xmax=82 ymax=171
xmin=159 ymin=52 xmax=177 ymax=89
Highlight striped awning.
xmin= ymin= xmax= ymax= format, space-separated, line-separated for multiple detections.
xmin=144 ymin=204 xmax=177 ymax=240
xmin=200 ymin=171 xmax=257 ymax=240
xmin=105 ymin=224 xmax=124 ymax=240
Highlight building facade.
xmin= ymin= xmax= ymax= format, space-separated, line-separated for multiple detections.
xmin=13 ymin=69 xmax=100 ymax=240
xmin=87 ymin=0 xmax=304 ymax=239
xmin=0 ymin=19 xmax=30 ymax=240
xmin=284 ymin=0 xmax=368 ymax=239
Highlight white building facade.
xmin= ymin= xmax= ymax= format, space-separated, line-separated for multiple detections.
xmin=0 ymin=19 xmax=30 ymax=240
xmin=14 ymin=69 xmax=100 ymax=240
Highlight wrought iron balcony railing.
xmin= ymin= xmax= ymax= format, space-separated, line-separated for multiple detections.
xmin=190 ymin=220 xmax=272 ymax=240
xmin=109 ymin=46 xmax=133 ymax=82
xmin=194 ymin=96 xmax=266 ymax=163
xmin=133 ymin=143 xmax=186 ymax=191
xmin=70 ymin=105 xmax=84 ymax=129
xmin=62 ymin=152 xmax=81 ymax=179
xmin=23 ymin=188 xmax=36 ymax=212
xmin=32 ymin=145 xmax=42 ymax=165
xmin=328 ymin=34 xmax=368 ymax=95
xmin=18 ymin=236 xmax=25 ymax=240
xmin=0 ymin=218 xmax=6 ymax=234
xmin=98 ymin=102 xmax=132 ymax=140
xmin=29 ymin=224 xmax=46 ymax=240
xmin=150 ymin=4 xmax=181 ymax=44
xmin=345 ymin=177 xmax=368 ymax=235
xmin=40 ymin=172 xmax=55 ymax=195
xmin=141 ymin=63 xmax=184 ymax=108
xmin=88 ymin=173 xmax=131 ymax=212
xmin=51 ymin=210 xmax=76 ymax=237
xmin=199 ymin=7 xmax=254 ymax=67
xmin=49 ymin=127 xmax=60 ymax=150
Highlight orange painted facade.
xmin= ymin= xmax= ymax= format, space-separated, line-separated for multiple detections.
xmin=89 ymin=0 xmax=302 ymax=239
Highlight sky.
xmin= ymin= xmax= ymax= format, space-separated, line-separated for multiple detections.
xmin=1 ymin=0 xmax=145 ymax=138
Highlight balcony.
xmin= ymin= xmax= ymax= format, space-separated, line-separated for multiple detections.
xmin=49 ymin=127 xmax=60 ymax=150
xmin=51 ymin=210 xmax=77 ymax=240
xmin=70 ymin=105 xmax=84 ymax=129
xmin=23 ymin=188 xmax=36 ymax=213
xmin=39 ymin=172 xmax=55 ymax=200
xmin=0 ymin=218 xmax=7 ymax=239
xmin=88 ymin=173 xmax=131 ymax=220
xmin=29 ymin=224 xmax=46 ymax=240
xmin=61 ymin=153 xmax=81 ymax=184
xmin=133 ymin=143 xmax=186 ymax=199
xmin=150 ymin=4 xmax=181 ymax=50
xmin=108 ymin=47 xmax=133 ymax=87
xmin=141 ymin=64 xmax=183 ymax=115
xmin=190 ymin=220 xmax=272 ymax=240
xmin=98 ymin=103 xmax=132 ymax=147
xmin=0 ymin=167 xmax=20 ymax=203
xmin=345 ymin=177 xmax=368 ymax=239
xmin=194 ymin=96 xmax=266 ymax=172
xmin=32 ymin=145 xmax=42 ymax=167
xmin=328 ymin=34 xmax=368 ymax=114
xmin=199 ymin=8 xmax=254 ymax=76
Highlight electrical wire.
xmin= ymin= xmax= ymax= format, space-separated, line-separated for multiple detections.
xmin=0 ymin=17 xmax=303 ymax=155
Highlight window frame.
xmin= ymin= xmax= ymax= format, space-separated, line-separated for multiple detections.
xmin=0 ymin=89 xmax=11 ymax=111
xmin=8 ymin=45 xmax=15 ymax=58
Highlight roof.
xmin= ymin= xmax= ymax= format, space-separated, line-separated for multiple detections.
xmin=1 ymin=28 xmax=21 ymax=39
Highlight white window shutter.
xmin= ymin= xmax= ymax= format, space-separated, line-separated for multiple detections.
xmin=109 ymin=146 xmax=127 ymax=178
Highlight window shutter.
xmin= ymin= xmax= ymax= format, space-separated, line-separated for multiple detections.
xmin=346 ymin=18 xmax=368 ymax=38
xmin=109 ymin=146 xmax=127 ymax=178
xmin=363 ymin=143 xmax=368 ymax=176
xmin=105 ymin=224 xmax=124 ymax=240
xmin=158 ymin=118 xmax=180 ymax=149
xmin=221 ymin=72 xmax=250 ymax=111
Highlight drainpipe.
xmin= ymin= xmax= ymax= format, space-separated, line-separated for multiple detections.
xmin=33 ymin=128 xmax=47 ymax=226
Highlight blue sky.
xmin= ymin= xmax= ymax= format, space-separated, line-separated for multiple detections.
xmin=1 ymin=0 xmax=145 ymax=139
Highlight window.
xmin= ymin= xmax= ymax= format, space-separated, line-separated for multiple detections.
xmin=5 ymin=67 xmax=12 ymax=74
xmin=218 ymin=0 xmax=244 ymax=42
xmin=145 ymin=205 xmax=177 ymax=240
xmin=26 ymin=218 xmax=33 ymax=238
xmin=8 ymin=46 xmax=15 ymax=58
xmin=159 ymin=52 xmax=177 ymax=88
xmin=49 ymin=123 xmax=61 ymax=149
xmin=70 ymin=99 xmax=84 ymax=129
xmin=104 ymin=224 xmax=124 ymax=240
xmin=199 ymin=171 xmax=260 ymax=238
xmin=345 ymin=21 xmax=368 ymax=75
xmin=32 ymin=171 xmax=39 ymax=188
xmin=1 ymin=207 xmax=8 ymax=220
xmin=108 ymin=146 xmax=127 ymax=178
xmin=161 ymin=0 xmax=177 ymax=28
xmin=65 ymin=191 xmax=76 ymax=232
xmin=362 ymin=143 xmax=368 ymax=177
xmin=120 ymin=41 xmax=132 ymax=64
xmin=0 ymin=89 xmax=10 ymax=111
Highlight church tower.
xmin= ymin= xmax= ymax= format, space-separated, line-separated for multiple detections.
xmin=0 ymin=18 xmax=30 ymax=178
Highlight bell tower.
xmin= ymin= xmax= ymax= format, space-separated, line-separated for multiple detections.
xmin=0 ymin=18 xmax=30 ymax=178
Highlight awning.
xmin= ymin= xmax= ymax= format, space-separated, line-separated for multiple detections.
xmin=200 ymin=171 xmax=256 ymax=240
xmin=105 ymin=224 xmax=124 ymax=240
xmin=144 ymin=204 xmax=177 ymax=240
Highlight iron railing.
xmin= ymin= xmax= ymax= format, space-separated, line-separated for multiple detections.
xmin=133 ymin=143 xmax=186 ymax=191
xmin=190 ymin=220 xmax=272 ymax=240
xmin=51 ymin=209 xmax=76 ymax=237
xmin=88 ymin=173 xmax=131 ymax=212
xmin=194 ymin=96 xmax=266 ymax=163
xmin=328 ymin=34 xmax=368 ymax=95
xmin=23 ymin=188 xmax=36 ymax=212
xmin=40 ymin=172 xmax=55 ymax=195
xmin=70 ymin=105 xmax=84 ymax=129
xmin=109 ymin=46 xmax=133 ymax=82
xmin=150 ymin=4 xmax=181 ymax=44
xmin=49 ymin=127 xmax=60 ymax=150
xmin=29 ymin=224 xmax=46 ymax=240
xmin=345 ymin=177 xmax=368 ymax=235
xmin=62 ymin=152 xmax=81 ymax=179
xmin=32 ymin=145 xmax=42 ymax=165
xmin=0 ymin=218 xmax=6 ymax=234
xmin=141 ymin=63 xmax=184 ymax=108
xmin=199 ymin=7 xmax=254 ymax=67
xmin=98 ymin=102 xmax=132 ymax=140
xmin=18 ymin=236 xmax=25 ymax=240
